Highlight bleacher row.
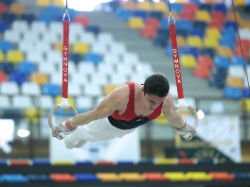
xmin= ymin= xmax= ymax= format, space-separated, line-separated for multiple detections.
xmin=115 ymin=1 xmax=250 ymax=106
xmin=0 ymin=1 xmax=155 ymax=116
xmin=0 ymin=159 xmax=249 ymax=183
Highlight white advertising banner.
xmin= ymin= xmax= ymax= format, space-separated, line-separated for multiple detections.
xmin=185 ymin=115 xmax=241 ymax=163
xmin=49 ymin=128 xmax=140 ymax=162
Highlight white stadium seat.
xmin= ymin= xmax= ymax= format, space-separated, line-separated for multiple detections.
xmin=0 ymin=82 xmax=19 ymax=95
xmin=76 ymin=97 xmax=94 ymax=109
xmin=38 ymin=96 xmax=54 ymax=109
xmin=83 ymin=84 xmax=102 ymax=97
xmin=21 ymin=82 xmax=41 ymax=96
xmin=12 ymin=96 xmax=33 ymax=109
xmin=0 ymin=96 xmax=11 ymax=109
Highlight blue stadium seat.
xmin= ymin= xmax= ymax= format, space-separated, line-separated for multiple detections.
xmin=153 ymin=36 xmax=168 ymax=48
xmin=0 ymin=160 xmax=7 ymax=166
xmin=224 ymin=86 xmax=242 ymax=99
xmin=199 ymin=3 xmax=212 ymax=11
xmin=214 ymin=56 xmax=230 ymax=68
xmin=20 ymin=14 xmax=36 ymax=23
xmin=149 ymin=11 xmax=163 ymax=20
xmin=10 ymin=71 xmax=27 ymax=85
xmin=183 ymin=47 xmax=199 ymax=58
xmin=74 ymin=174 xmax=100 ymax=182
xmin=3 ymin=109 xmax=22 ymax=120
xmin=157 ymin=28 xmax=169 ymax=39
xmin=213 ymin=3 xmax=227 ymax=14
xmin=2 ymin=13 xmax=17 ymax=23
xmin=231 ymin=56 xmax=245 ymax=66
xmin=176 ymin=19 xmax=193 ymax=33
xmin=84 ymin=52 xmax=102 ymax=65
xmin=0 ymin=20 xmax=9 ymax=33
xmin=108 ymin=1 xmax=120 ymax=11
xmin=54 ymin=109 xmax=67 ymax=116
xmin=193 ymin=21 xmax=207 ymax=31
xmin=133 ymin=10 xmax=148 ymax=20
xmin=209 ymin=67 xmax=227 ymax=88
xmin=160 ymin=18 xmax=169 ymax=29
xmin=224 ymin=21 xmax=237 ymax=30
xmin=0 ymin=40 xmax=12 ymax=53
xmin=18 ymin=62 xmax=37 ymax=75
xmin=38 ymin=13 xmax=54 ymax=24
xmin=233 ymin=172 xmax=250 ymax=180
xmin=190 ymin=28 xmax=204 ymax=38
xmin=171 ymin=3 xmax=183 ymax=13
xmin=219 ymin=38 xmax=235 ymax=49
xmin=27 ymin=174 xmax=52 ymax=182
xmin=221 ymin=28 xmax=237 ymax=40
xmin=116 ymin=8 xmax=132 ymax=21
xmin=42 ymin=83 xmax=61 ymax=96
xmin=69 ymin=53 xmax=82 ymax=64
xmin=200 ymin=47 xmax=215 ymax=57
xmin=75 ymin=161 xmax=93 ymax=165
xmin=32 ymin=160 xmax=51 ymax=165
xmin=85 ymin=25 xmax=100 ymax=35
xmin=1 ymin=0 xmax=14 ymax=6
xmin=242 ymin=88 xmax=250 ymax=98
xmin=45 ymin=5 xmax=63 ymax=18
xmin=2 ymin=63 xmax=15 ymax=74
xmin=1 ymin=174 xmax=29 ymax=183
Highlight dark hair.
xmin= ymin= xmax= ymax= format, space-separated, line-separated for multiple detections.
xmin=143 ymin=73 xmax=169 ymax=97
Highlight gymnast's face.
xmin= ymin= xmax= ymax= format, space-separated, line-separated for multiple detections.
xmin=143 ymin=93 xmax=165 ymax=111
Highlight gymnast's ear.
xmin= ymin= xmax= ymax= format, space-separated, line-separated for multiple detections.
xmin=141 ymin=85 xmax=145 ymax=94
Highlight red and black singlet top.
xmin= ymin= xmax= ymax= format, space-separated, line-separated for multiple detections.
xmin=108 ymin=82 xmax=163 ymax=129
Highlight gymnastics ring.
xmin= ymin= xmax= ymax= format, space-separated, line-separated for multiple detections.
xmin=177 ymin=99 xmax=199 ymax=130
xmin=48 ymin=104 xmax=78 ymax=131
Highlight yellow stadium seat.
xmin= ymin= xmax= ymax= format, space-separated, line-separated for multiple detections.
xmin=96 ymin=173 xmax=122 ymax=182
xmin=121 ymin=1 xmax=137 ymax=10
xmin=154 ymin=112 xmax=169 ymax=125
xmin=204 ymin=0 xmax=215 ymax=3
xmin=54 ymin=42 xmax=62 ymax=51
xmin=195 ymin=10 xmax=211 ymax=22
xmin=37 ymin=0 xmax=50 ymax=7
xmin=9 ymin=3 xmax=25 ymax=15
xmin=30 ymin=73 xmax=49 ymax=86
xmin=176 ymin=36 xmax=186 ymax=48
xmin=235 ymin=0 xmax=246 ymax=5
xmin=187 ymin=36 xmax=203 ymax=48
xmin=52 ymin=161 xmax=74 ymax=165
xmin=203 ymin=37 xmax=219 ymax=49
xmin=164 ymin=172 xmax=188 ymax=181
xmin=55 ymin=96 xmax=75 ymax=107
xmin=119 ymin=172 xmax=145 ymax=182
xmin=128 ymin=17 xmax=144 ymax=29
xmin=25 ymin=108 xmax=43 ymax=124
xmin=226 ymin=77 xmax=243 ymax=88
xmin=186 ymin=172 xmax=213 ymax=181
xmin=0 ymin=50 xmax=4 ymax=61
xmin=155 ymin=158 xmax=176 ymax=165
xmin=73 ymin=43 xmax=89 ymax=54
xmin=241 ymin=99 xmax=250 ymax=112
xmin=175 ymin=0 xmax=186 ymax=3
xmin=6 ymin=50 xmax=24 ymax=64
xmin=205 ymin=28 xmax=221 ymax=39
xmin=104 ymin=85 xmax=117 ymax=96
xmin=240 ymin=19 xmax=250 ymax=28
xmin=226 ymin=11 xmax=241 ymax=21
xmin=152 ymin=2 xmax=168 ymax=12
xmin=217 ymin=46 xmax=232 ymax=58
xmin=180 ymin=55 xmax=197 ymax=68
xmin=137 ymin=1 xmax=152 ymax=11
xmin=53 ymin=0 xmax=64 ymax=7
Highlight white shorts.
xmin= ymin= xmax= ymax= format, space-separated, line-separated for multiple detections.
xmin=65 ymin=118 xmax=135 ymax=143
